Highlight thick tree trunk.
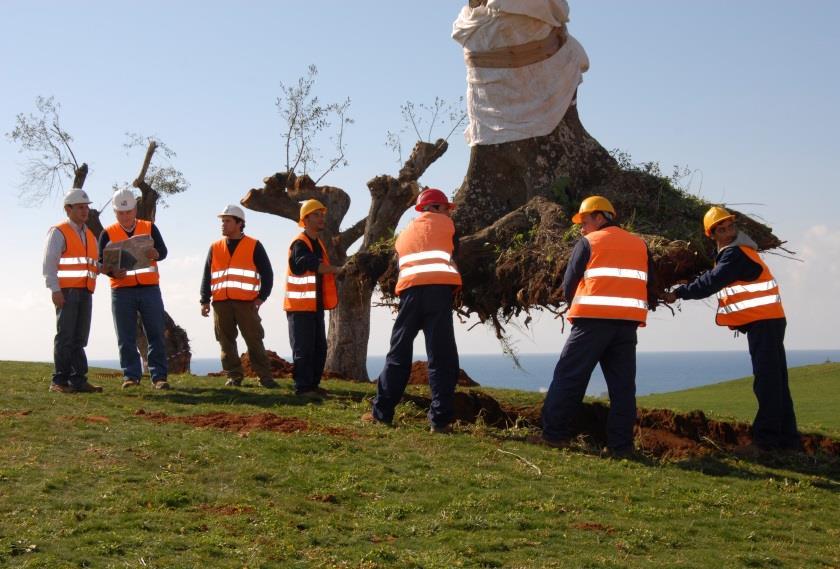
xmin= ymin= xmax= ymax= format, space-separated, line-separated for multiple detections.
xmin=326 ymin=269 xmax=375 ymax=381
xmin=241 ymin=140 xmax=448 ymax=380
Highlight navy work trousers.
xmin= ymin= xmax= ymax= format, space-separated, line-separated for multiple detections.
xmin=373 ymin=285 xmax=459 ymax=428
xmin=542 ymin=318 xmax=638 ymax=451
xmin=111 ymin=286 xmax=168 ymax=381
xmin=287 ymin=310 xmax=327 ymax=393
xmin=52 ymin=287 xmax=92 ymax=388
xmin=744 ymin=318 xmax=800 ymax=449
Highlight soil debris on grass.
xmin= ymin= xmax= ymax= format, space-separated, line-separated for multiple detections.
xmin=0 ymin=409 xmax=31 ymax=417
xmin=198 ymin=504 xmax=256 ymax=516
xmin=59 ymin=415 xmax=110 ymax=424
xmin=406 ymin=360 xmax=479 ymax=387
xmin=133 ymin=409 xmax=359 ymax=438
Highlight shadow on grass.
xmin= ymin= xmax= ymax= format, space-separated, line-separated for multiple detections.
xmin=675 ymin=453 xmax=840 ymax=488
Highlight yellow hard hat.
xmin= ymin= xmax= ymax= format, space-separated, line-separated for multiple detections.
xmin=572 ymin=196 xmax=616 ymax=224
xmin=703 ymin=206 xmax=735 ymax=236
xmin=298 ymin=199 xmax=327 ymax=227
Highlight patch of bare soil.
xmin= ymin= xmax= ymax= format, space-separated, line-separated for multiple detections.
xmin=198 ymin=504 xmax=256 ymax=516
xmin=0 ymin=409 xmax=31 ymax=417
xmin=60 ymin=415 xmax=110 ymax=424
xmin=133 ymin=409 xmax=358 ymax=438
xmin=406 ymin=361 xmax=479 ymax=387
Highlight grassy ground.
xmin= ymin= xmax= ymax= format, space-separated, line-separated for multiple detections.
xmin=638 ymin=362 xmax=840 ymax=437
xmin=1 ymin=360 xmax=838 ymax=568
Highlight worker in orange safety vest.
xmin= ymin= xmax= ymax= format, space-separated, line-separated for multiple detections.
xmin=538 ymin=196 xmax=655 ymax=456
xmin=283 ymin=199 xmax=341 ymax=400
xmin=661 ymin=206 xmax=800 ymax=453
xmin=362 ymin=188 xmax=462 ymax=433
xmin=200 ymin=205 xmax=278 ymax=388
xmin=41 ymin=188 xmax=103 ymax=394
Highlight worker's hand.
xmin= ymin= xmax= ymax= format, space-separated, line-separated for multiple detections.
xmin=145 ymin=248 xmax=160 ymax=260
xmin=200 ymin=303 xmax=211 ymax=317
xmin=111 ymin=268 xmax=127 ymax=279
xmin=254 ymin=299 xmax=264 ymax=311
xmin=659 ymin=291 xmax=678 ymax=304
xmin=51 ymin=291 xmax=65 ymax=309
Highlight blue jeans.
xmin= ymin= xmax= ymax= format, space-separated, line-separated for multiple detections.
xmin=373 ymin=285 xmax=459 ymax=428
xmin=111 ymin=286 xmax=168 ymax=381
xmin=53 ymin=288 xmax=92 ymax=387
xmin=744 ymin=318 xmax=800 ymax=449
xmin=542 ymin=319 xmax=638 ymax=451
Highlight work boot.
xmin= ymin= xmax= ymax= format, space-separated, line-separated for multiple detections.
xmin=258 ymin=377 xmax=279 ymax=388
xmin=49 ymin=383 xmax=74 ymax=394
xmin=74 ymin=382 xmax=103 ymax=393
xmin=121 ymin=378 xmax=140 ymax=389
xmin=152 ymin=380 xmax=171 ymax=390
xmin=296 ymin=389 xmax=323 ymax=402
xmin=224 ymin=378 xmax=242 ymax=387
xmin=429 ymin=423 xmax=454 ymax=435
xmin=604 ymin=445 xmax=638 ymax=460
xmin=361 ymin=412 xmax=392 ymax=427
xmin=315 ymin=387 xmax=329 ymax=397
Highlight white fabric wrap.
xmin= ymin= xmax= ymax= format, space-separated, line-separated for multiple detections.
xmin=452 ymin=0 xmax=589 ymax=146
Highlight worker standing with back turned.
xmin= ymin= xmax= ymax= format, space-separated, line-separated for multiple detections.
xmin=539 ymin=196 xmax=654 ymax=457
xmin=662 ymin=206 xmax=800 ymax=453
xmin=362 ymin=188 xmax=462 ymax=433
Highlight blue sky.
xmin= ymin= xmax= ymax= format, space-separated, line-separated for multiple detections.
xmin=2 ymin=1 xmax=838 ymax=362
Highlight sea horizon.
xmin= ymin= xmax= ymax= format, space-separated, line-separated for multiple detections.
xmin=78 ymin=349 xmax=840 ymax=397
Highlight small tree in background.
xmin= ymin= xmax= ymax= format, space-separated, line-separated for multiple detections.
xmin=7 ymin=98 xmax=193 ymax=373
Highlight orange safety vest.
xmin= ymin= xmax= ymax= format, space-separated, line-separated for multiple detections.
xmin=283 ymin=233 xmax=338 ymax=311
xmin=56 ymin=221 xmax=98 ymax=292
xmin=567 ymin=226 xmax=648 ymax=325
xmin=394 ymin=212 xmax=462 ymax=296
xmin=105 ymin=220 xmax=160 ymax=288
xmin=210 ymin=236 xmax=261 ymax=302
xmin=715 ymin=246 xmax=785 ymax=328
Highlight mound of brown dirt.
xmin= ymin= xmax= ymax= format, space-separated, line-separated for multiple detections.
xmin=398 ymin=392 xmax=840 ymax=459
xmin=133 ymin=409 xmax=356 ymax=438
xmin=406 ymin=361 xmax=479 ymax=387
xmin=242 ymin=350 xmax=294 ymax=378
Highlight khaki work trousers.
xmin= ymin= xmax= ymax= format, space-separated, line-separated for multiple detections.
xmin=212 ymin=300 xmax=272 ymax=381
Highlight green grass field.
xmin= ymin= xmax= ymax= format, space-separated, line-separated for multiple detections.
xmin=1 ymin=360 xmax=838 ymax=568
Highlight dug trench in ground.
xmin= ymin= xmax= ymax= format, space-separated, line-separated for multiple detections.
xmin=403 ymin=391 xmax=840 ymax=460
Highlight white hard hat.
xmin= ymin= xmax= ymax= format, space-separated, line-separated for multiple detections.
xmin=218 ymin=204 xmax=245 ymax=221
xmin=112 ymin=188 xmax=137 ymax=211
xmin=63 ymin=188 xmax=93 ymax=206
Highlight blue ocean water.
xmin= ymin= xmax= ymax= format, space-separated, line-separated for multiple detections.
xmin=91 ymin=349 xmax=840 ymax=396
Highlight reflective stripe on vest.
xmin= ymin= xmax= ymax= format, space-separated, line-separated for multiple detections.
xmin=105 ymin=220 xmax=160 ymax=288
xmin=210 ymin=236 xmax=261 ymax=302
xmin=715 ymin=246 xmax=785 ymax=327
xmin=395 ymin=213 xmax=462 ymax=295
xmin=56 ymin=222 xmax=98 ymax=292
xmin=283 ymin=233 xmax=338 ymax=311
xmin=567 ymin=226 xmax=648 ymax=325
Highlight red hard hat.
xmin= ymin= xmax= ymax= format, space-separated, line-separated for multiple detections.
xmin=415 ymin=188 xmax=454 ymax=212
